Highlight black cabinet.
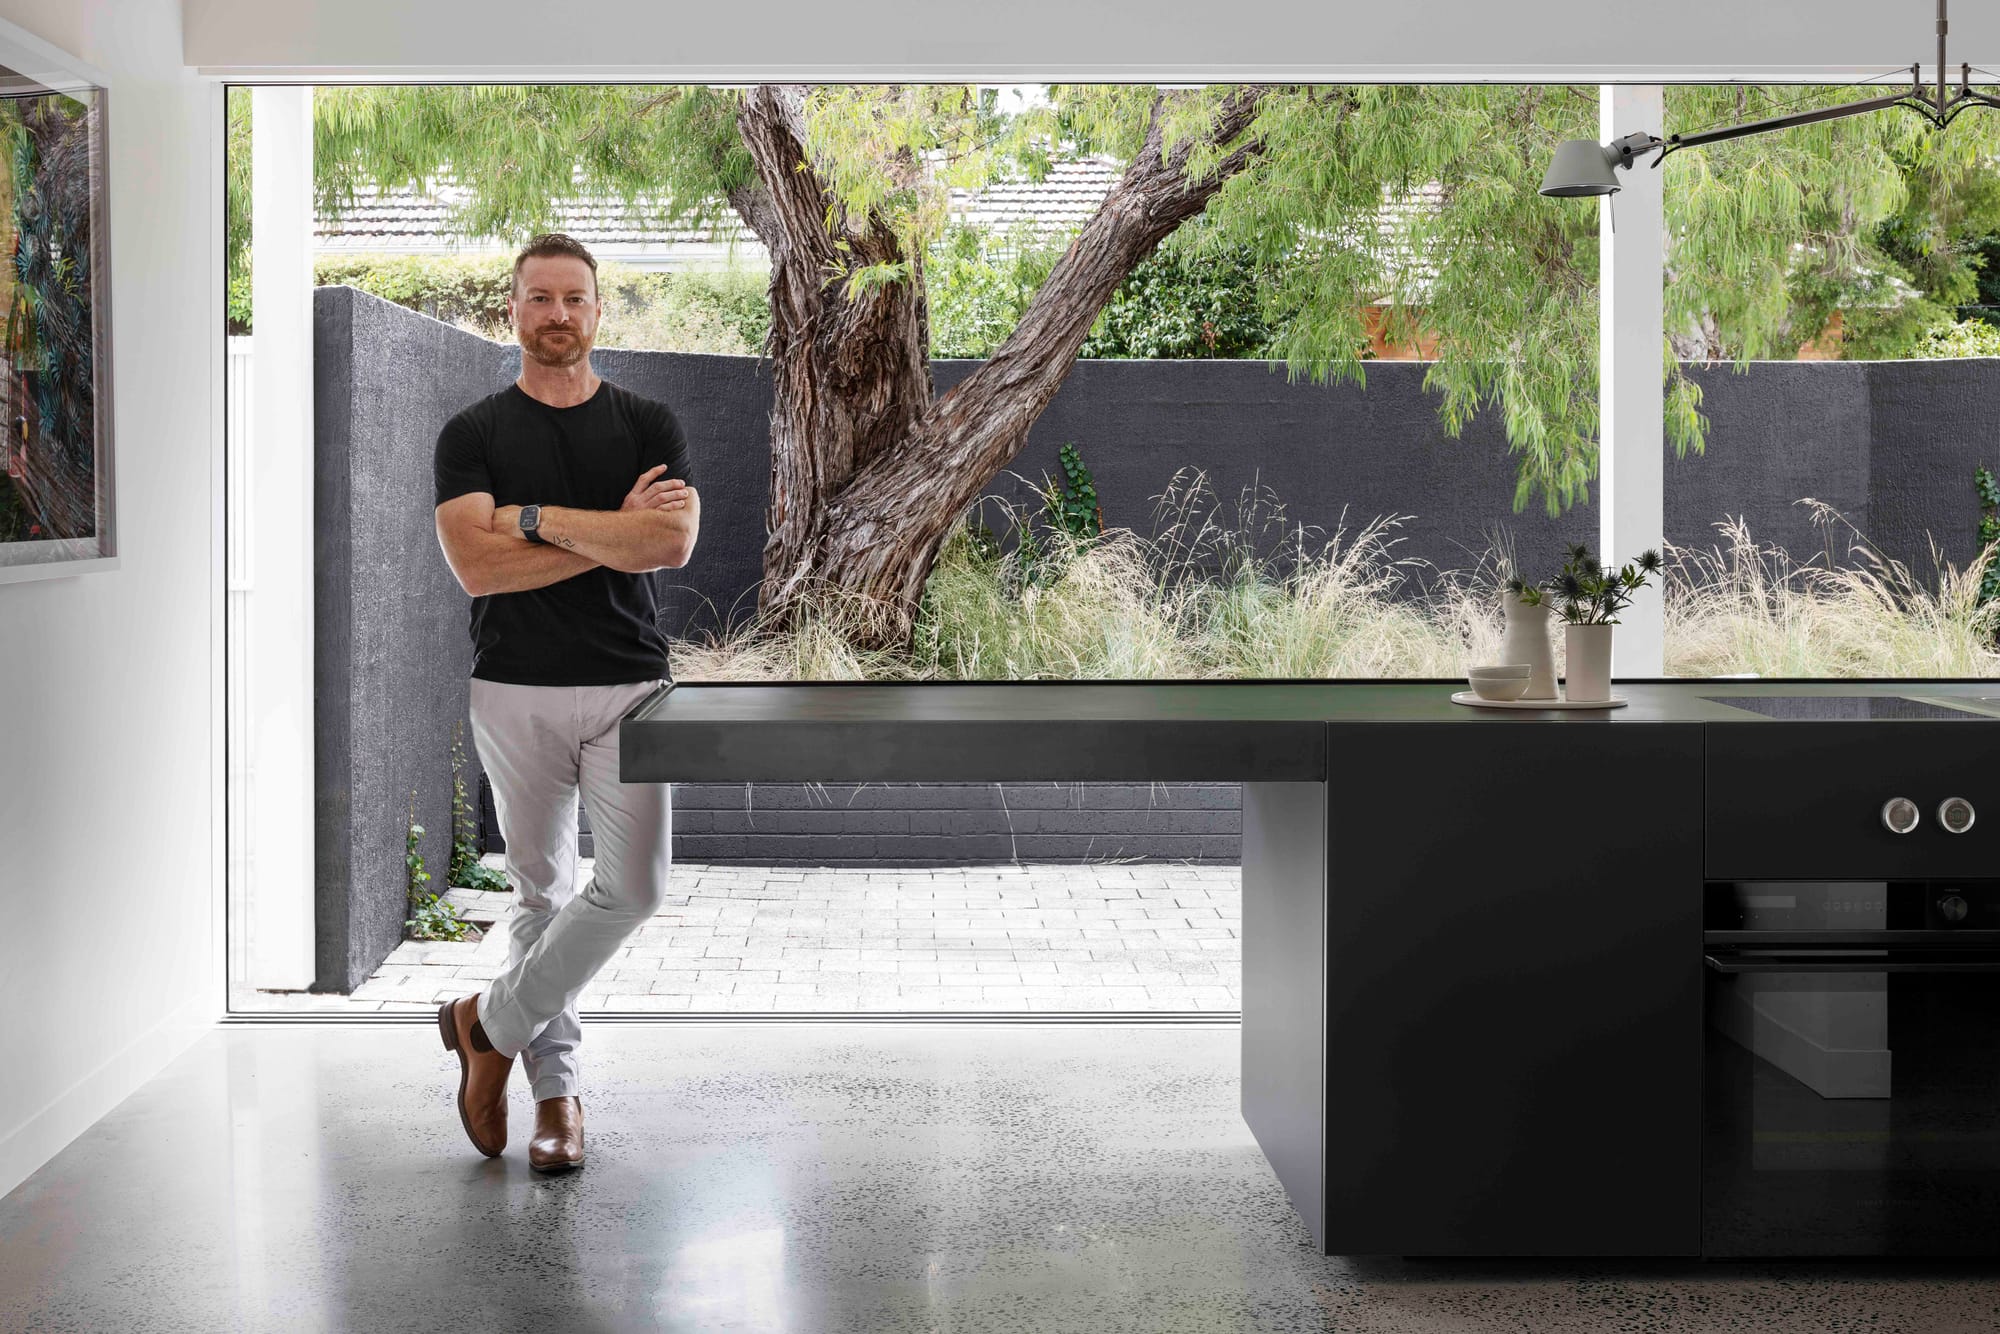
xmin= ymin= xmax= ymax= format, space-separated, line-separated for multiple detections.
xmin=624 ymin=683 xmax=2000 ymax=1259
xmin=1705 ymin=723 xmax=1996 ymax=880
xmin=1244 ymin=722 xmax=1705 ymax=1256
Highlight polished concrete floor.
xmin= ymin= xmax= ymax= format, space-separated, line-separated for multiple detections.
xmin=3 ymin=1022 xmax=1998 ymax=1333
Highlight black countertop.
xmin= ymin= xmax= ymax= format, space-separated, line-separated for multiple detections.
xmin=620 ymin=680 xmax=2000 ymax=783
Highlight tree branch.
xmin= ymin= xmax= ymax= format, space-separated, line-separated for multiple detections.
xmin=846 ymin=87 xmax=1271 ymax=519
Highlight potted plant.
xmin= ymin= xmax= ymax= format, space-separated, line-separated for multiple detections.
xmin=1510 ymin=543 xmax=1663 ymax=702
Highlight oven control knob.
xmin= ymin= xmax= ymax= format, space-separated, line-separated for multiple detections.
xmin=1881 ymin=797 xmax=1920 ymax=834
xmin=1938 ymin=797 xmax=1976 ymax=834
xmin=1939 ymin=894 xmax=1971 ymax=923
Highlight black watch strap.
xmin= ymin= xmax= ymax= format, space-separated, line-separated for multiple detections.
xmin=520 ymin=504 xmax=544 ymax=543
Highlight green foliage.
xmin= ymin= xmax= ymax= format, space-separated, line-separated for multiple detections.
xmin=1018 ymin=443 xmax=1105 ymax=589
xmin=928 ymin=217 xmax=1283 ymax=364
xmin=926 ymin=220 xmax=1278 ymax=361
xmin=313 ymin=254 xmax=771 ymax=354
xmin=1194 ymin=85 xmax=1605 ymax=516
xmin=1079 ymin=234 xmax=1275 ymax=359
xmin=226 ymin=88 xmax=251 ymax=332
xmin=1663 ymin=83 xmax=2000 ymax=376
xmin=1049 ymin=443 xmax=1103 ymax=540
xmin=801 ymin=84 xmax=1093 ymax=294
xmin=299 ymin=80 xmax=2000 ymax=523
xmin=1963 ymin=232 xmax=2000 ymax=326
xmin=925 ymin=223 xmax=1060 ymax=358
xmin=404 ymin=789 xmax=473 ymax=942
xmin=593 ymin=264 xmax=769 ymax=355
xmin=305 ymin=83 xmax=1606 ymax=512
xmin=314 ymin=86 xmax=752 ymax=249
xmin=315 ymin=253 xmax=512 ymax=325
xmin=945 ymin=444 xmax=1108 ymax=596
xmin=1978 ymin=466 xmax=2000 ymax=618
xmin=449 ymin=721 xmax=510 ymax=894
xmin=1913 ymin=317 xmax=2000 ymax=358
xmin=1511 ymin=542 xmax=1664 ymax=625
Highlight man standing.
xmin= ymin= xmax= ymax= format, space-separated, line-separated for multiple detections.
xmin=431 ymin=233 xmax=699 ymax=1172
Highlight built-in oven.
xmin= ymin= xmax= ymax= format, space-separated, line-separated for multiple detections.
xmin=1702 ymin=878 xmax=2000 ymax=1257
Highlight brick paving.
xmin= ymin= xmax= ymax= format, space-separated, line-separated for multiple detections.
xmin=233 ymin=859 xmax=1242 ymax=1014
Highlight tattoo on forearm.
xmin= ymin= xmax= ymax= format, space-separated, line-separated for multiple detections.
xmin=554 ymin=535 xmax=577 ymax=550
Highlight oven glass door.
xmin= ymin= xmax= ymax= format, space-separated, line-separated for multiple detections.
xmin=1702 ymin=960 xmax=2000 ymax=1257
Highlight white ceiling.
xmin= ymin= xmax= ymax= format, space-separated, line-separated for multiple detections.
xmin=184 ymin=0 xmax=2000 ymax=82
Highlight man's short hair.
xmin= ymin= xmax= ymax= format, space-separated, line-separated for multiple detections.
xmin=512 ymin=233 xmax=599 ymax=297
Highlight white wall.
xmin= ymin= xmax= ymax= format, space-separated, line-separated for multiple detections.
xmin=0 ymin=0 xmax=220 ymax=1201
xmin=183 ymin=0 xmax=2000 ymax=80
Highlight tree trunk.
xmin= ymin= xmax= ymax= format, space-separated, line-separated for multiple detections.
xmin=733 ymin=86 xmax=934 ymax=624
xmin=737 ymin=87 xmax=1266 ymax=647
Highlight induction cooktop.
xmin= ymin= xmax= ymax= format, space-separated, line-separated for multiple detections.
xmin=1701 ymin=695 xmax=2000 ymax=721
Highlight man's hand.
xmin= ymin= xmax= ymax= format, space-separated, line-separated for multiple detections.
xmin=623 ymin=465 xmax=695 ymax=515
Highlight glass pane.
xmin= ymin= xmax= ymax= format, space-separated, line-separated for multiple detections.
xmin=1661 ymin=83 xmax=2000 ymax=679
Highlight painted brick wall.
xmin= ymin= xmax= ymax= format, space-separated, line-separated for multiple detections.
xmin=481 ymin=774 xmax=1242 ymax=865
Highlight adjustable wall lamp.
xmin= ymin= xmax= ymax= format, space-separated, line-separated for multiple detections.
xmin=1540 ymin=0 xmax=2000 ymax=197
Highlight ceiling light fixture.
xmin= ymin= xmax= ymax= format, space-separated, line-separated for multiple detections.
xmin=1540 ymin=0 xmax=1999 ymax=197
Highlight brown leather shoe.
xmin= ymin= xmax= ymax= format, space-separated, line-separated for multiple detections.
xmin=529 ymin=1095 xmax=584 ymax=1173
xmin=437 ymin=994 xmax=514 ymax=1157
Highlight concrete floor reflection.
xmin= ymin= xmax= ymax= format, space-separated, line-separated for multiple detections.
xmin=3 ymin=1023 xmax=1997 ymax=1333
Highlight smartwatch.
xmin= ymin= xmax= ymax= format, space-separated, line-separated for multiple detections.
xmin=518 ymin=504 xmax=544 ymax=543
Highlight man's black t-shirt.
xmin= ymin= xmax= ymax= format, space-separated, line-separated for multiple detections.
xmin=433 ymin=380 xmax=694 ymax=686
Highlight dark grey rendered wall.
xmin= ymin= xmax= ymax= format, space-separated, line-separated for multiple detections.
xmin=315 ymin=289 xmax=2000 ymax=983
xmin=313 ymin=289 xmax=514 ymax=992
xmin=1868 ymin=358 xmax=2000 ymax=576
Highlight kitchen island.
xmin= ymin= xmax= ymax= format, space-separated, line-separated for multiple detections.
xmin=620 ymin=680 xmax=2000 ymax=1258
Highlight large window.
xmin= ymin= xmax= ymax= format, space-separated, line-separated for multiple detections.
xmin=1659 ymin=84 xmax=2000 ymax=680
xmin=226 ymin=78 xmax=2000 ymax=1023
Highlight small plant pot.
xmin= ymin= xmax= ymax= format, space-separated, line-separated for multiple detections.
xmin=1563 ymin=623 xmax=1614 ymax=702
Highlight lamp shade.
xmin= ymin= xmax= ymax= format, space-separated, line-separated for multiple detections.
xmin=1540 ymin=139 xmax=1621 ymax=197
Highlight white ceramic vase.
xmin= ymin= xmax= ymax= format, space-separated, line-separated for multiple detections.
xmin=1499 ymin=595 xmax=1558 ymax=700
xmin=1563 ymin=623 xmax=1614 ymax=702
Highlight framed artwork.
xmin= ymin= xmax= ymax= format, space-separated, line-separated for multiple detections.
xmin=0 ymin=20 xmax=113 ymax=584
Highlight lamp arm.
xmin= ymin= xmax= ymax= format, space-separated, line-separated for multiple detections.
xmin=1648 ymin=76 xmax=1930 ymax=167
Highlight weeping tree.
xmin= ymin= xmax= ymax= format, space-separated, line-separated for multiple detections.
xmin=304 ymin=81 xmax=2000 ymax=645
xmin=313 ymin=83 xmax=1616 ymax=643
xmin=1663 ymin=83 xmax=2000 ymax=411
xmin=2 ymin=92 xmax=101 ymax=541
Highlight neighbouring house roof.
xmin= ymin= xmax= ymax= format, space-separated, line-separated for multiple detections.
xmin=315 ymin=158 xmax=1134 ymax=269
xmin=316 ymin=157 xmax=1444 ymax=292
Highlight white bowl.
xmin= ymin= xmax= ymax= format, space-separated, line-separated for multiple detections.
xmin=1466 ymin=664 xmax=1532 ymax=701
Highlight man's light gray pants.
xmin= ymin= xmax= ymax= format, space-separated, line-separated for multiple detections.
xmin=469 ymin=676 xmax=672 ymax=1102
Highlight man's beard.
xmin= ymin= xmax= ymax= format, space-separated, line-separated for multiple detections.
xmin=522 ymin=327 xmax=589 ymax=368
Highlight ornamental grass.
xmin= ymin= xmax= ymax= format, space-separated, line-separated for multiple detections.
xmin=1662 ymin=502 xmax=2000 ymax=679
xmin=670 ymin=479 xmax=2000 ymax=682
